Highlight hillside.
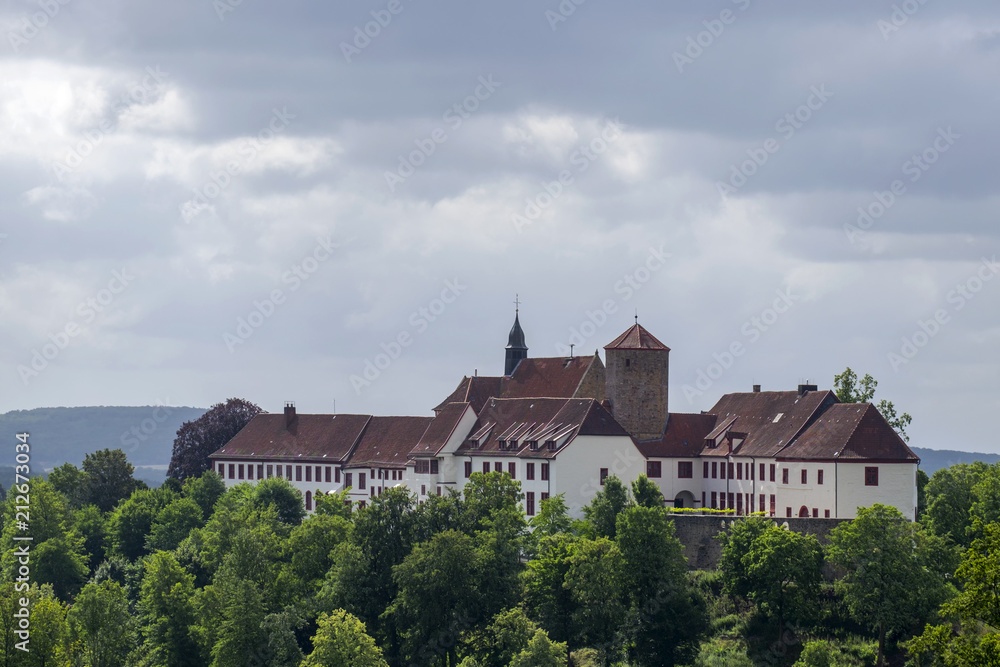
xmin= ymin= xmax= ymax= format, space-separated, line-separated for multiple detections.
xmin=911 ymin=446 xmax=1000 ymax=476
xmin=0 ymin=405 xmax=207 ymax=488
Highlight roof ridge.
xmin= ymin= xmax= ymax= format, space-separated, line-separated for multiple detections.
xmin=773 ymin=389 xmax=836 ymax=457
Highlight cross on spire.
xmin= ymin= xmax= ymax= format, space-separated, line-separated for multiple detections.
xmin=514 ymin=294 xmax=521 ymax=313
xmin=634 ymin=309 xmax=638 ymax=325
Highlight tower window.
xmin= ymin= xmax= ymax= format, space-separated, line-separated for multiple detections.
xmin=625 ymin=359 xmax=631 ymax=367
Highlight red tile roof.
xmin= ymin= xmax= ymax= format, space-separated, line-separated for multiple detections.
xmin=410 ymin=402 xmax=471 ymax=457
xmin=604 ymin=324 xmax=670 ymax=351
xmin=434 ymin=376 xmax=503 ymax=413
xmin=780 ymin=403 xmax=919 ymax=462
xmin=704 ymin=390 xmax=836 ymax=457
xmin=209 ymin=413 xmax=370 ymax=462
xmin=636 ymin=413 xmax=718 ymax=458
xmin=455 ymin=397 xmax=629 ymax=459
xmin=348 ymin=416 xmax=435 ymax=467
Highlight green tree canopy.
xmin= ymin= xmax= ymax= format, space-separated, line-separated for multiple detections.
xmin=833 ymin=368 xmax=912 ymax=441
xmin=582 ymin=475 xmax=632 ymax=539
xmin=167 ymin=398 xmax=261 ymax=481
xmin=67 ymin=580 xmax=136 ymax=667
xmin=302 ymin=610 xmax=388 ymax=667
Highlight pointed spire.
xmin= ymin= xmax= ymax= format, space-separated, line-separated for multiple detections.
xmin=505 ymin=295 xmax=528 ymax=375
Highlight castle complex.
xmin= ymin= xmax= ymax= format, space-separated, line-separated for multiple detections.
xmin=210 ymin=312 xmax=920 ymax=520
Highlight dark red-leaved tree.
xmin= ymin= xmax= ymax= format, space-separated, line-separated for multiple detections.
xmin=167 ymin=398 xmax=261 ymax=480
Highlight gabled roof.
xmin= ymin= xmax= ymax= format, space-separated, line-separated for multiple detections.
xmin=705 ymin=390 xmax=836 ymax=458
xmin=455 ymin=397 xmax=629 ymax=459
xmin=434 ymin=376 xmax=504 ymax=413
xmin=348 ymin=416 xmax=434 ymax=468
xmin=780 ymin=403 xmax=919 ymax=462
xmin=635 ymin=412 xmax=718 ymax=458
xmin=410 ymin=402 xmax=472 ymax=457
xmin=604 ymin=324 xmax=670 ymax=351
xmin=209 ymin=413 xmax=370 ymax=462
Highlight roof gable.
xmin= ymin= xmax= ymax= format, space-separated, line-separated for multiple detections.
xmin=781 ymin=403 xmax=919 ymax=461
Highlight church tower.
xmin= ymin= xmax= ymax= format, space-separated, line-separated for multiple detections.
xmin=504 ymin=297 xmax=528 ymax=376
xmin=604 ymin=321 xmax=670 ymax=441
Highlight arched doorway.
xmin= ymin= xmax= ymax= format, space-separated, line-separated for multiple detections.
xmin=674 ymin=490 xmax=696 ymax=509
xmin=798 ymin=506 xmax=809 ymax=518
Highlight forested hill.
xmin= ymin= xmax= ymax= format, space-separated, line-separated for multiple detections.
xmin=911 ymin=446 xmax=1000 ymax=475
xmin=0 ymin=405 xmax=206 ymax=486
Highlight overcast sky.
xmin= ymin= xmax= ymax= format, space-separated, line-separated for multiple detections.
xmin=1 ymin=0 xmax=998 ymax=453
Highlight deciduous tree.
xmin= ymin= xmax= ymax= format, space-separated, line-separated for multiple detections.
xmin=167 ymin=398 xmax=261 ymax=480
xmin=302 ymin=610 xmax=388 ymax=667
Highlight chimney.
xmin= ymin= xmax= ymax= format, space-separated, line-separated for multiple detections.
xmin=753 ymin=384 xmax=761 ymax=393
xmin=797 ymin=384 xmax=817 ymax=397
xmin=284 ymin=402 xmax=296 ymax=428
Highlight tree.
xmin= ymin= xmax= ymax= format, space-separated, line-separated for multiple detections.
xmin=183 ymin=470 xmax=227 ymax=517
xmin=72 ymin=504 xmax=108 ymax=572
xmin=146 ymin=496 xmax=204 ymax=552
xmin=260 ymin=609 xmax=306 ymax=667
xmin=922 ymin=461 xmax=989 ymax=548
xmin=631 ymin=474 xmax=664 ymax=509
xmin=314 ymin=487 xmax=353 ymax=520
xmin=582 ymin=475 xmax=632 ymax=539
xmin=252 ymin=477 xmax=306 ymax=525
xmin=48 ymin=462 xmax=87 ymax=508
xmin=388 ymin=530 xmax=483 ymax=667
xmin=34 ymin=534 xmax=89 ymax=600
xmin=461 ymin=471 xmax=525 ymax=535
xmin=744 ymin=527 xmax=823 ymax=635
xmin=906 ymin=521 xmax=1000 ymax=665
xmin=833 ymin=368 xmax=912 ymax=441
xmin=67 ymin=580 xmax=136 ymax=667
xmin=302 ymin=610 xmax=388 ymax=667
xmin=81 ymin=449 xmax=142 ymax=513
xmin=209 ymin=571 xmax=267 ymax=667
xmin=107 ymin=487 xmax=174 ymax=561
xmin=563 ymin=537 xmax=625 ymax=655
xmin=462 ymin=607 xmax=544 ymax=667
xmin=26 ymin=592 xmax=67 ymax=667
xmin=615 ymin=506 xmax=708 ymax=666
xmin=509 ymin=629 xmax=568 ymax=667
xmin=285 ymin=513 xmax=352 ymax=590
xmin=718 ymin=516 xmax=772 ymax=600
xmin=522 ymin=535 xmax=577 ymax=647
xmin=167 ymin=398 xmax=261 ymax=480
xmin=138 ymin=551 xmax=201 ymax=667
xmin=827 ymin=504 xmax=953 ymax=667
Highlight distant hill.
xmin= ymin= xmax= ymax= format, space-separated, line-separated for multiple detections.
xmin=911 ymin=447 xmax=1000 ymax=476
xmin=0 ymin=406 xmax=207 ymax=488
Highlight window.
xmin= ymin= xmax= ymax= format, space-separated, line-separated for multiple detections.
xmin=786 ymin=507 xmax=792 ymax=518
xmin=483 ymin=462 xmax=490 ymax=474
xmin=825 ymin=509 xmax=831 ymax=518
xmin=719 ymin=494 xmax=726 ymax=510
xmin=759 ymin=494 xmax=765 ymax=512
xmin=421 ymin=484 xmax=426 ymax=495
xmin=760 ymin=463 xmax=765 ymax=481
xmin=371 ymin=469 xmax=375 ymax=477
xmin=305 ymin=466 xmax=312 ymax=482
xmin=702 ymin=491 xmax=706 ymax=507
xmin=728 ymin=463 xmax=735 ymax=479
xmin=258 ymin=464 xmax=264 ymax=479
xmin=736 ymin=493 xmax=743 ymax=515
xmin=359 ymin=473 xmax=366 ymax=490
xmin=625 ymin=359 xmax=630 ymax=367
xmin=817 ymin=469 xmax=824 ymax=485
xmin=494 ymin=462 xmax=502 ymax=473
xmin=285 ymin=465 xmax=291 ymax=479
xmin=782 ymin=468 xmax=789 ymax=485
xmin=541 ymin=464 xmax=549 ymax=481
xmin=345 ymin=473 xmax=352 ymax=488
xmin=711 ymin=492 xmax=718 ymax=509
xmin=358 ymin=501 xmax=366 ymax=509
xmin=769 ymin=464 xmax=776 ymax=482
xmin=546 ymin=440 xmax=557 ymax=451
xmin=736 ymin=463 xmax=743 ymax=480
xmin=464 ymin=462 xmax=472 ymax=478
xmin=728 ymin=493 xmax=735 ymax=510
xmin=648 ymin=461 xmax=662 ymax=478
xmin=770 ymin=495 xmax=776 ymax=516
xmin=305 ymin=491 xmax=312 ymax=511
xmin=295 ymin=466 xmax=302 ymax=482
xmin=812 ymin=508 xmax=818 ymax=518
xmin=276 ymin=465 xmax=283 ymax=478
xmin=526 ymin=492 xmax=535 ymax=517
xmin=218 ymin=463 xmax=224 ymax=476
xmin=238 ymin=464 xmax=244 ymax=480
xmin=228 ymin=464 xmax=235 ymax=479
xmin=415 ymin=460 xmax=430 ymax=474
xmin=600 ymin=468 xmax=609 ymax=485
xmin=325 ymin=467 xmax=331 ymax=483
xmin=526 ymin=463 xmax=535 ymax=480
xmin=801 ymin=469 xmax=807 ymax=484
xmin=247 ymin=465 xmax=253 ymax=480
xmin=720 ymin=463 xmax=726 ymax=480
xmin=370 ymin=487 xmax=375 ymax=498
xmin=508 ymin=462 xmax=516 ymax=479
xmin=266 ymin=465 xmax=273 ymax=478
xmin=749 ymin=463 xmax=754 ymax=480
xmin=541 ymin=492 xmax=549 ymax=503
xmin=316 ymin=466 xmax=322 ymax=481
xmin=430 ymin=460 xmax=439 ymax=475
xmin=712 ymin=462 xmax=718 ymax=479
xmin=678 ymin=462 xmax=693 ymax=479
xmin=335 ymin=467 xmax=341 ymax=483
xmin=865 ymin=467 xmax=879 ymax=486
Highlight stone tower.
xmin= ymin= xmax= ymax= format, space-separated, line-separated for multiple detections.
xmin=603 ymin=323 xmax=670 ymax=441
xmin=504 ymin=308 xmax=528 ymax=376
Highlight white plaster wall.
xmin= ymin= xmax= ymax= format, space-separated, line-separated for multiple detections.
xmin=835 ymin=462 xmax=918 ymax=520
xmin=774 ymin=461 xmax=837 ymax=519
xmin=551 ymin=435 xmax=645 ymax=518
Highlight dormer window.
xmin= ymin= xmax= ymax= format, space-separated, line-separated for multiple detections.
xmin=509 ymin=439 xmax=518 ymax=450
xmin=498 ymin=439 xmax=507 ymax=450
xmin=546 ymin=440 xmax=557 ymax=451
xmin=528 ymin=440 xmax=538 ymax=451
